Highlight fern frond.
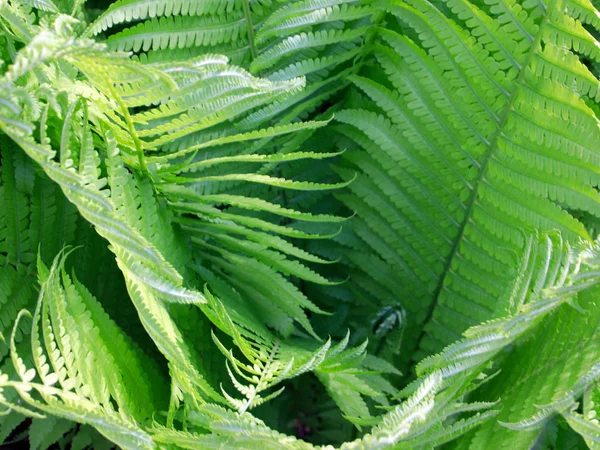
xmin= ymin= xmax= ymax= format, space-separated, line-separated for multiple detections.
xmin=320 ymin=235 xmax=599 ymax=449
xmin=251 ymin=28 xmax=367 ymax=73
xmin=0 ymin=25 xmax=356 ymax=419
xmin=332 ymin=0 xmax=600 ymax=371
xmin=85 ymin=0 xmax=238 ymax=37
xmin=107 ymin=14 xmax=247 ymax=53
xmin=0 ymin=105 xmax=226 ymax=407
xmin=88 ymin=0 xmax=376 ymax=136
xmin=0 ymin=252 xmax=160 ymax=449
xmin=4 ymin=2 xmax=600 ymax=448
xmin=68 ymin=55 xmax=349 ymax=338
xmin=563 ymin=410 xmax=600 ymax=449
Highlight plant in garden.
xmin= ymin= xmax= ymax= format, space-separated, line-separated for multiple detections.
xmin=0 ymin=0 xmax=599 ymax=448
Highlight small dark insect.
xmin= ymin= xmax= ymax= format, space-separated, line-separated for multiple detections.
xmin=372 ymin=305 xmax=406 ymax=355
xmin=372 ymin=305 xmax=406 ymax=337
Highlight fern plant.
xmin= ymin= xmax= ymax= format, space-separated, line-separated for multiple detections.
xmin=320 ymin=0 xmax=600 ymax=365
xmin=0 ymin=0 xmax=599 ymax=448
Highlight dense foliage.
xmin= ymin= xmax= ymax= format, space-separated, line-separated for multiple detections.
xmin=1 ymin=0 xmax=600 ymax=448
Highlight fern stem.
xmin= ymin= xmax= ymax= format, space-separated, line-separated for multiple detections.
xmin=101 ymin=70 xmax=150 ymax=178
xmin=242 ymin=0 xmax=258 ymax=61
xmin=416 ymin=4 xmax=552 ymax=349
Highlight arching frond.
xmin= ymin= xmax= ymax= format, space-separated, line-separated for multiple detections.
xmin=2 ymin=0 xmax=600 ymax=448
xmin=331 ymin=0 xmax=600 ymax=370
xmin=0 ymin=252 xmax=158 ymax=449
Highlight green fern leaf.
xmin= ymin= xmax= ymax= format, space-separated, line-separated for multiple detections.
xmin=331 ymin=0 xmax=600 ymax=370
